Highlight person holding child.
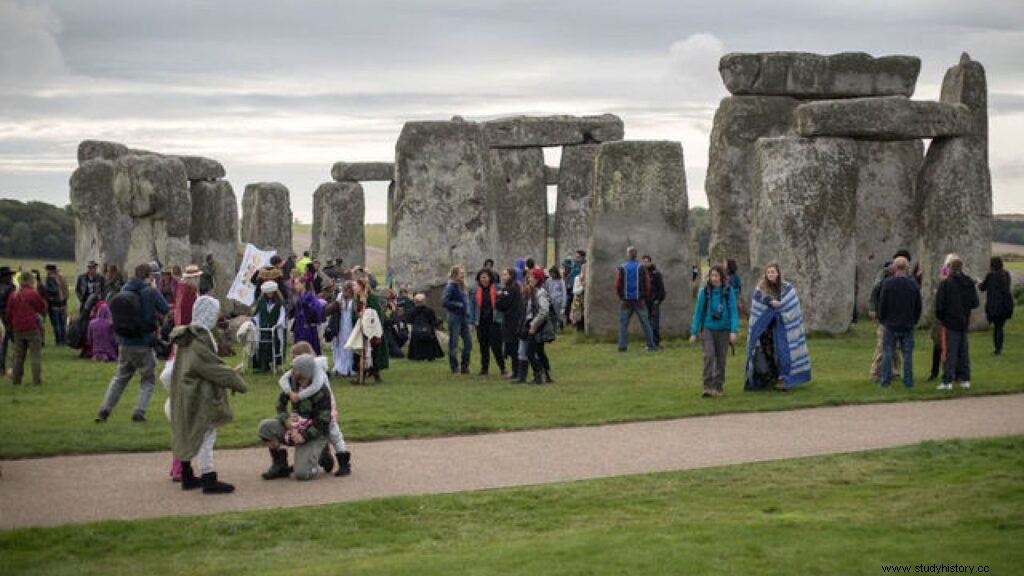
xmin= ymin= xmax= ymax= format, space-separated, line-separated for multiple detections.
xmin=257 ymin=354 xmax=334 ymax=481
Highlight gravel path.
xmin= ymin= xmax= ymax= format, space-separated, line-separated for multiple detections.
xmin=2 ymin=394 xmax=1022 ymax=530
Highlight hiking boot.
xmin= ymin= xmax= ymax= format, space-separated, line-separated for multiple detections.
xmin=515 ymin=361 xmax=528 ymax=384
xmin=319 ymin=444 xmax=335 ymax=474
xmin=95 ymin=409 xmax=110 ymax=423
xmin=131 ymin=411 xmax=146 ymax=423
xmin=200 ymin=472 xmax=235 ymax=494
xmin=334 ymin=451 xmax=352 ymax=477
xmin=181 ymin=461 xmax=201 ymax=491
xmin=262 ymin=448 xmax=291 ymax=480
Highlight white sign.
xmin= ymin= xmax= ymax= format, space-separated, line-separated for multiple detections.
xmin=227 ymin=244 xmax=276 ymax=306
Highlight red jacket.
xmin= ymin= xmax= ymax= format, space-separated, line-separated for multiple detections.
xmin=4 ymin=286 xmax=46 ymax=333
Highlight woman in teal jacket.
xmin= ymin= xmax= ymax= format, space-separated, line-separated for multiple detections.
xmin=689 ymin=264 xmax=739 ymax=398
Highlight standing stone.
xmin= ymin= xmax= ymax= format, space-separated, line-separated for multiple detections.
xmin=390 ymin=120 xmax=501 ymax=298
xmin=490 ymin=147 xmax=547 ymax=268
xmin=918 ymin=54 xmax=991 ymax=330
xmin=720 ymin=52 xmax=921 ymax=98
xmin=241 ymin=182 xmax=293 ymax=258
xmin=311 ymin=181 xmax=366 ymax=269
xmin=71 ymin=155 xmax=192 ymax=272
xmin=585 ymin=141 xmax=690 ymax=337
xmin=555 ymin=144 xmax=600 ymax=262
xmin=189 ymin=180 xmax=238 ymax=301
xmin=750 ymin=137 xmax=859 ymax=334
xmin=854 ymin=140 xmax=924 ymax=316
xmin=705 ymin=95 xmax=799 ymax=294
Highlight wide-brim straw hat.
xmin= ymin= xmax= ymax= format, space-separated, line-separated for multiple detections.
xmin=182 ymin=265 xmax=202 ymax=278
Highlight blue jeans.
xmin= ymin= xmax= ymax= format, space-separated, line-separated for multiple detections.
xmin=943 ymin=329 xmax=971 ymax=384
xmin=49 ymin=309 xmax=67 ymax=345
xmin=618 ymin=303 xmax=656 ymax=351
xmin=881 ymin=326 xmax=914 ymax=387
xmin=447 ymin=314 xmax=472 ymax=372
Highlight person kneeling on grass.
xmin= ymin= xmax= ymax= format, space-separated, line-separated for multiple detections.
xmin=258 ymin=355 xmax=333 ymax=481
xmin=168 ymin=295 xmax=249 ymax=494
xmin=278 ymin=341 xmax=352 ymax=476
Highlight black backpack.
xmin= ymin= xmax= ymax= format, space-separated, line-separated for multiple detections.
xmin=109 ymin=288 xmax=148 ymax=338
xmin=45 ymin=277 xmax=61 ymax=301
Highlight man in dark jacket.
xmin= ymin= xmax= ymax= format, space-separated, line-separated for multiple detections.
xmin=616 ymin=246 xmax=656 ymax=352
xmin=96 ymin=264 xmax=170 ymax=423
xmin=935 ymin=257 xmax=980 ymax=390
xmin=877 ymin=257 xmax=922 ymax=388
xmin=75 ymin=260 xmax=106 ymax=307
xmin=4 ymin=271 xmax=47 ymax=385
xmin=43 ymin=264 xmax=69 ymax=346
xmin=641 ymin=255 xmax=666 ymax=346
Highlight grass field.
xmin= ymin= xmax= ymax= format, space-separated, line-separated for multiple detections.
xmin=1 ymin=318 xmax=1021 ymax=458
xmin=0 ymin=435 xmax=1020 ymax=575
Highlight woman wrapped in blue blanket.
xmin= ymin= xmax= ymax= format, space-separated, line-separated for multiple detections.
xmin=744 ymin=263 xmax=811 ymax=391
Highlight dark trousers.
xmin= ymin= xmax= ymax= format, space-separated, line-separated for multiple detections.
xmin=48 ymin=309 xmax=66 ymax=345
xmin=527 ymin=338 xmax=549 ymax=378
xmin=992 ymin=317 xmax=1007 ymax=353
xmin=881 ymin=327 xmax=914 ymax=388
xmin=476 ymin=320 xmax=505 ymax=373
xmin=648 ymin=300 xmax=662 ymax=345
xmin=943 ymin=329 xmax=971 ymax=384
xmin=0 ymin=329 xmax=9 ymax=374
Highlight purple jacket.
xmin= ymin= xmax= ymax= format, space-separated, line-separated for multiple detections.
xmin=88 ymin=305 xmax=118 ymax=361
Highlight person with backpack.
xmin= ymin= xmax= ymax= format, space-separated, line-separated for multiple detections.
xmin=43 ymin=264 xmax=69 ymax=346
xmin=96 ymin=263 xmax=170 ymax=422
xmin=616 ymin=246 xmax=657 ymax=352
xmin=690 ymin=264 xmax=739 ymax=397
xmin=4 ymin=271 xmax=47 ymax=385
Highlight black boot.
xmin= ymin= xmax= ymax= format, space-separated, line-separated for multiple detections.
xmin=516 ymin=360 xmax=528 ymax=383
xmin=544 ymin=370 xmax=554 ymax=384
xmin=334 ymin=451 xmax=352 ymax=477
xmin=530 ymin=361 xmax=543 ymax=385
xmin=926 ymin=346 xmax=941 ymax=381
xmin=181 ymin=460 xmax=201 ymax=491
xmin=319 ymin=444 xmax=335 ymax=474
xmin=261 ymin=448 xmax=291 ymax=480
xmin=201 ymin=472 xmax=235 ymax=494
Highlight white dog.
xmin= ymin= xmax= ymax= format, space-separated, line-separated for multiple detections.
xmin=235 ymin=320 xmax=258 ymax=370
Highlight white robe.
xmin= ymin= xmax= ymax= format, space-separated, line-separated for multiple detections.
xmin=331 ymin=296 xmax=355 ymax=376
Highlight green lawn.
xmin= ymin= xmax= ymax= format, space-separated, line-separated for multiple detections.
xmin=2 ymin=319 xmax=1022 ymax=458
xmin=1 ymin=436 xmax=1020 ymax=575
xmin=365 ymin=223 xmax=387 ymax=251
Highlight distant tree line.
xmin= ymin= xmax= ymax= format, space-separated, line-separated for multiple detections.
xmin=993 ymin=218 xmax=1024 ymax=245
xmin=0 ymin=199 xmax=75 ymax=259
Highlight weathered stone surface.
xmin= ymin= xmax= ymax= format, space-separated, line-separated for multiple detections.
xmin=854 ymin=140 xmax=924 ymax=316
xmin=483 ymin=114 xmax=624 ymax=148
xmin=555 ymin=144 xmax=600 ymax=260
xmin=77 ymin=140 xmax=225 ymax=181
xmin=750 ymin=137 xmax=859 ymax=334
xmin=71 ymin=155 xmax=192 ymax=272
xmin=491 ymin=148 xmax=547 ymax=268
xmin=331 ymin=162 xmax=394 ymax=182
xmin=585 ymin=141 xmax=690 ymax=337
xmin=705 ymin=96 xmax=799 ymax=294
xmin=178 ymin=155 xmax=226 ymax=181
xmin=919 ymin=54 xmax=991 ymax=330
xmin=390 ymin=120 xmax=501 ymax=298
xmin=189 ymin=179 xmax=239 ymax=301
xmin=720 ymin=52 xmax=920 ymax=99
xmin=544 ymin=165 xmax=559 ymax=186
xmin=795 ymin=96 xmax=973 ymax=140
xmin=311 ymin=181 xmax=365 ymax=268
xmin=77 ymin=140 xmax=130 ymax=165
xmin=240 ymin=182 xmax=293 ymax=258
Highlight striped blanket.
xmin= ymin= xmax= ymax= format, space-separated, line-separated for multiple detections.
xmin=744 ymin=282 xmax=811 ymax=388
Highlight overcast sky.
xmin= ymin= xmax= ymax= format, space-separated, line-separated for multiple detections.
xmin=1 ymin=0 xmax=1022 ymax=223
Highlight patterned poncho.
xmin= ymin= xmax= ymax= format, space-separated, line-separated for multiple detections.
xmin=744 ymin=282 xmax=811 ymax=388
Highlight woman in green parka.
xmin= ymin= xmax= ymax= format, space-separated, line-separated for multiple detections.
xmin=169 ymin=295 xmax=249 ymax=494
xmin=352 ymin=276 xmax=388 ymax=382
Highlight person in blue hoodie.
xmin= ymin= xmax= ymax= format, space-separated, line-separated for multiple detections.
xmin=96 ymin=263 xmax=170 ymax=422
xmin=689 ymin=264 xmax=739 ymax=398
xmin=442 ymin=266 xmax=472 ymax=375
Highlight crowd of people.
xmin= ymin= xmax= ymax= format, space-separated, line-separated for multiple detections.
xmin=0 ymin=242 xmax=1015 ymax=488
